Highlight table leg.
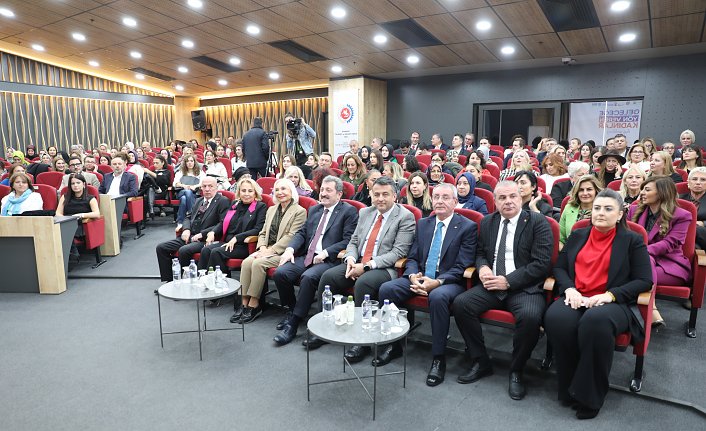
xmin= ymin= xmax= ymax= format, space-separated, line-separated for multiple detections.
xmin=373 ymin=342 xmax=377 ymax=421
xmin=342 ymin=345 xmax=346 ymax=373
xmin=158 ymin=294 xmax=164 ymax=348
xmin=203 ymin=300 xmax=207 ymax=331
xmin=196 ymin=300 xmax=203 ymax=361
xmin=306 ymin=329 xmax=311 ymax=402
xmin=403 ymin=335 xmax=407 ymax=388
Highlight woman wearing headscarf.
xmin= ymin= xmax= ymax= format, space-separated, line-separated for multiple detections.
xmin=455 ymin=172 xmax=488 ymax=215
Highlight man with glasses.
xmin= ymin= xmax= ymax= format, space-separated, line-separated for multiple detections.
xmin=60 ymin=156 xmax=100 ymax=191
xmin=662 ymin=142 xmax=679 ymax=161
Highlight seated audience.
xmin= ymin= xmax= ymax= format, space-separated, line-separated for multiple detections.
xmin=400 ymin=171 xmax=433 ymax=217
xmin=678 ymin=144 xmax=702 ymax=174
xmin=619 ymin=165 xmax=647 ymax=207
xmin=340 ymin=153 xmax=367 ymax=189
xmin=56 ymin=173 xmax=101 ymax=260
xmin=1 ymin=164 xmax=26 ymax=186
xmin=648 ymin=151 xmax=682 ymax=183
xmin=60 ymin=156 xmax=100 ymax=191
xmin=380 ymin=144 xmax=396 ymax=163
xmin=545 ymin=189 xmax=652 ymax=420
xmin=310 ymin=168 xmax=335 ymax=200
xmin=596 ymin=151 xmax=625 ymax=188
xmin=277 ymin=154 xmax=294 ymax=179
xmin=540 ymin=153 xmax=569 ymax=194
xmin=559 ymin=175 xmax=602 ymax=245
xmin=1 ymin=172 xmax=43 ymax=215
xmin=352 ymin=169 xmax=381 ymax=207
xmin=680 ymin=167 xmax=706 ymax=249
xmin=500 ymin=149 xmax=534 ymax=180
xmin=402 ymin=154 xmax=421 ymax=174
xmin=230 ymin=143 xmax=246 ymax=173
xmin=444 ymin=150 xmax=464 ymax=177
xmin=456 ymin=172 xmax=488 ymax=215
xmin=358 ymin=146 xmax=371 ymax=167
xmin=53 ymin=156 xmax=69 ymax=174
xmin=173 ymin=154 xmax=206 ymax=228
xmin=367 ymin=149 xmax=384 ymax=172
xmin=578 ymin=143 xmax=593 ymax=166
xmin=284 ymin=166 xmax=313 ymax=197
xmin=465 ymin=150 xmax=491 ymax=176
xmin=383 ymin=162 xmax=407 ymax=192
xmin=551 ymin=161 xmax=590 ymax=210
xmin=427 ymin=164 xmax=444 ymax=187
xmin=464 ymin=163 xmax=493 ymax=192
xmin=99 ymin=154 xmax=138 ymax=198
xmin=515 ymin=170 xmax=553 ymax=217
xmin=142 ymin=155 xmax=172 ymax=218
xmin=623 ymin=143 xmax=650 ymax=172
xmin=202 ymin=150 xmax=229 ymax=189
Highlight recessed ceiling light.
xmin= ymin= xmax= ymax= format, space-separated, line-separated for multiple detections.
xmin=229 ymin=57 xmax=241 ymax=65
xmin=122 ymin=17 xmax=137 ymax=28
xmin=246 ymin=25 xmax=260 ymax=35
xmin=0 ymin=8 xmax=15 ymax=18
xmin=500 ymin=46 xmax=515 ymax=55
xmin=177 ymin=66 xmax=189 ymax=73
xmin=218 ymin=79 xmax=228 ymax=86
xmin=610 ymin=1 xmax=631 ymax=12
xmin=268 ymin=71 xmax=280 ymax=80
xmin=187 ymin=0 xmax=203 ymax=8
xmin=31 ymin=44 xmax=45 ymax=52
xmin=373 ymin=34 xmax=387 ymax=44
xmin=175 ymin=85 xmax=184 ymax=91
xmin=181 ymin=39 xmax=194 ymax=48
xmin=88 ymin=60 xmax=100 ymax=67
xmin=476 ymin=20 xmax=492 ymax=31
xmin=619 ymin=32 xmax=636 ymax=43
xmin=330 ymin=7 xmax=346 ymax=19
xmin=129 ymin=51 xmax=142 ymax=59
xmin=71 ymin=32 xmax=86 ymax=42
xmin=331 ymin=65 xmax=342 ymax=73
xmin=406 ymin=55 xmax=420 ymax=65
xmin=135 ymin=73 xmax=145 ymax=80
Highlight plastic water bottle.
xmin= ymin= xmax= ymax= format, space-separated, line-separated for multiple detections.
xmin=346 ymin=295 xmax=355 ymax=325
xmin=171 ymin=258 xmax=181 ymax=282
xmin=322 ymin=286 xmax=333 ymax=319
xmin=188 ymin=259 xmax=198 ymax=284
xmin=214 ymin=266 xmax=224 ymax=291
xmin=361 ymin=294 xmax=371 ymax=330
xmin=380 ymin=299 xmax=391 ymax=335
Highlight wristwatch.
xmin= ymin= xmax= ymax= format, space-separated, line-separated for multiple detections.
xmin=363 ymin=264 xmax=372 ymax=272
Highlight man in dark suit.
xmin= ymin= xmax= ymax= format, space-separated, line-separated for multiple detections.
xmin=99 ymin=154 xmax=138 ymax=197
xmin=272 ymin=176 xmax=358 ymax=345
xmin=376 ymin=183 xmax=477 ymax=386
xmin=155 ymin=177 xmax=229 ymax=281
xmin=431 ymin=133 xmax=449 ymax=151
xmin=241 ymin=116 xmax=270 ymax=179
xmin=314 ymin=176 xmax=416 ymax=361
xmin=453 ymin=180 xmax=552 ymax=400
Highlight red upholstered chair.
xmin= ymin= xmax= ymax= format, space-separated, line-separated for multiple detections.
xmin=561 ymin=195 xmax=571 ymax=214
xmin=97 ymin=164 xmax=113 ymax=175
xmin=341 ymin=198 xmax=366 ymax=211
xmin=675 ymin=182 xmax=688 ymax=195
xmin=485 ymin=164 xmax=501 ymax=180
xmin=490 ymin=155 xmax=504 ymax=168
xmin=541 ymin=192 xmax=553 ymax=208
xmin=218 ymin=190 xmax=236 ymax=202
xmin=34 ymin=184 xmax=58 ymax=211
xmin=607 ymin=180 xmax=622 ymax=191
xmin=673 ymin=160 xmax=681 ymax=167
xmin=337 ymin=155 xmax=345 ymax=166
xmin=429 ymin=149 xmax=446 ymax=157
xmin=120 ymin=172 xmax=144 ymax=239
xmin=138 ymin=159 xmax=149 ymax=168
xmin=78 ymin=216 xmax=107 ymax=268
xmin=341 ymin=181 xmax=355 ymax=199
xmin=403 ymin=171 xmax=411 ymax=179
xmin=490 ymin=145 xmax=505 ymax=156
xmin=474 ymin=188 xmax=495 ymax=213
xmin=401 ymin=203 xmax=423 ymax=221
xmin=675 ymin=168 xmax=688 ymax=182
xmin=92 ymin=171 xmax=104 ymax=184
xmin=442 ymin=173 xmax=455 ymax=185
xmin=481 ymin=174 xmax=498 ymax=190
xmin=305 ymin=179 xmax=315 ymax=190
xmin=416 ymin=155 xmax=432 ymax=166
xmin=36 ymin=171 xmax=64 ymax=189
xmin=298 ymin=196 xmax=318 ymax=213
xmin=0 ymin=184 xmax=10 ymax=200
xmin=225 ymin=196 xmax=274 ymax=275
xmin=418 ymin=162 xmax=428 ymax=172
xmin=219 ymin=158 xmax=232 ymax=177
xmin=256 ymin=177 xmax=277 ymax=195
xmin=570 ymin=219 xmax=655 ymax=391
xmin=330 ymin=160 xmax=339 ymax=169
xmin=552 ymin=177 xmax=571 ymax=191
xmin=458 ymin=155 xmax=467 ymax=166
xmin=331 ymin=168 xmax=343 ymax=176
xmin=535 ymin=176 xmax=547 ymax=192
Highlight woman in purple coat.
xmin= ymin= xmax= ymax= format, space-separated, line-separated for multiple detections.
xmin=628 ymin=176 xmax=692 ymax=328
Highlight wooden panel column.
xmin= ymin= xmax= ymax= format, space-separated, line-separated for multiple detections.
xmin=173 ymin=96 xmax=205 ymax=142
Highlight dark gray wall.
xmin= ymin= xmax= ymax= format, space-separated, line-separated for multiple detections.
xmin=387 ymin=53 xmax=706 ymax=146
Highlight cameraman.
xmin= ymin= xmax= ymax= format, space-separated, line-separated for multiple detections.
xmin=284 ymin=113 xmax=316 ymax=166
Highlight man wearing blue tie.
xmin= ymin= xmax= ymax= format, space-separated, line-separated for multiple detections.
xmin=376 ymin=183 xmax=477 ymax=386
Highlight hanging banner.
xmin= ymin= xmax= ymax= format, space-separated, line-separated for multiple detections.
xmin=568 ymin=100 xmax=643 ymax=145
xmin=332 ymin=89 xmax=359 ymax=158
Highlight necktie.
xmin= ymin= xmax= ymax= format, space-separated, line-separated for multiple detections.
xmin=362 ymin=214 xmax=384 ymax=263
xmin=304 ymin=208 xmax=329 ymax=267
xmin=424 ymin=222 xmax=444 ymax=279
xmin=198 ymin=199 xmax=208 ymax=215
xmin=495 ymin=219 xmax=510 ymax=300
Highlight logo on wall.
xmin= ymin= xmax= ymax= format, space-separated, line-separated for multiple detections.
xmin=338 ymin=104 xmax=354 ymax=124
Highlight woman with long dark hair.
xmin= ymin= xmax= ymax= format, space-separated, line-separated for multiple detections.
xmin=515 ymin=170 xmax=553 ymax=217
xmin=399 ymin=171 xmax=432 ymax=217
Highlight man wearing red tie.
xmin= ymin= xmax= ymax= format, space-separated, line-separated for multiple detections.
xmin=314 ymin=176 xmax=416 ymax=361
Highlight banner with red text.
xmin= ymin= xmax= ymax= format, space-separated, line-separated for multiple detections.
xmin=568 ymin=100 xmax=643 ymax=145
xmin=332 ymin=89 xmax=359 ymax=158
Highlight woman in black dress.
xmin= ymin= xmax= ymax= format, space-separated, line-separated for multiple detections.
xmin=55 ymin=173 xmax=101 ymax=260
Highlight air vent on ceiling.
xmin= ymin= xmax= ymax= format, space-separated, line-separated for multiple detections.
xmin=268 ymin=40 xmax=327 ymax=62
xmin=537 ymin=0 xmax=601 ymax=32
xmin=128 ymin=67 xmax=174 ymax=82
xmin=380 ymin=19 xmax=442 ymax=48
xmin=190 ymin=56 xmax=242 ymax=72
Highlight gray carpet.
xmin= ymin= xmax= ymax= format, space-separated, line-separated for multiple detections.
xmin=2 ymin=219 xmax=705 ymax=430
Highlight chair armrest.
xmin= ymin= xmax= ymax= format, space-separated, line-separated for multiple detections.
xmin=637 ymin=291 xmax=651 ymax=306
xmin=337 ymin=250 xmax=346 ymax=259
xmin=463 ymin=266 xmax=476 ymax=279
xmin=81 ymin=215 xmax=104 ymax=223
xmin=691 ymin=250 xmax=706 ymax=308
xmin=395 ymin=258 xmax=408 ymax=269
xmin=696 ymin=249 xmax=706 ymax=266
xmin=543 ymin=277 xmax=555 ymax=292
xmin=127 ymin=196 xmax=143 ymax=201
xmin=244 ymin=236 xmax=258 ymax=243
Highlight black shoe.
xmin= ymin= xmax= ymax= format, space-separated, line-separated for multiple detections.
xmin=457 ymin=359 xmax=493 ymax=384
xmin=371 ymin=343 xmax=402 ymax=367
xmin=274 ymin=323 xmax=298 ymax=346
xmin=576 ymin=405 xmax=600 ymax=420
xmin=426 ymin=358 xmax=446 ymax=386
xmin=508 ymin=372 xmax=526 ymax=400
xmin=302 ymin=335 xmax=328 ymax=350
xmin=241 ymin=307 xmax=262 ymax=324
xmin=276 ymin=311 xmax=293 ymax=330
xmin=560 ymin=396 xmax=579 ymax=409
xmin=230 ymin=305 xmax=245 ymax=323
xmin=344 ymin=345 xmax=371 ymax=363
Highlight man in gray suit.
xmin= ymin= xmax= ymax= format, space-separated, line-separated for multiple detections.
xmin=313 ymin=176 xmax=416 ymax=361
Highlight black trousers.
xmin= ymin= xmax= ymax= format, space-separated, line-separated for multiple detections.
xmin=248 ymin=167 xmax=267 ymax=179
xmin=197 ymin=242 xmax=250 ymax=271
xmin=155 ymin=238 xmax=206 ymax=281
xmin=544 ymin=300 xmax=630 ymax=410
xmin=318 ymin=263 xmax=392 ymax=307
xmin=272 ymin=256 xmax=336 ymax=319
xmin=453 ymin=285 xmax=546 ymax=372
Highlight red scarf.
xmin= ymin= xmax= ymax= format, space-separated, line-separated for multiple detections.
xmin=574 ymin=227 xmax=616 ymax=297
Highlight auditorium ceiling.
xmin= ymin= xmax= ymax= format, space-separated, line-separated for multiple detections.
xmin=0 ymin=0 xmax=704 ymax=97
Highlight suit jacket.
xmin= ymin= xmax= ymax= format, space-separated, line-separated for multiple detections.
xmin=554 ymin=226 xmax=653 ymax=341
xmin=344 ymin=204 xmax=416 ymax=278
xmin=627 ymin=205 xmax=692 ymax=282
xmin=288 ymin=201 xmax=358 ymax=263
xmin=681 ymin=192 xmax=706 ymax=222
xmin=60 ymin=172 xmax=100 ymax=191
xmin=242 ymin=126 xmax=270 ymax=169
xmin=183 ymin=193 xmax=230 ymax=237
xmin=404 ymin=214 xmax=477 ymax=285
xmin=257 ymin=203 xmax=307 ymax=255
xmin=550 ymin=180 xmax=572 ymax=210
xmin=99 ymin=172 xmax=138 ymax=197
xmin=475 ymin=210 xmax=553 ymax=294
xmin=210 ymin=200 xmax=267 ymax=243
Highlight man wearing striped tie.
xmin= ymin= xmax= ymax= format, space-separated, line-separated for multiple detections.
xmin=375 ymin=183 xmax=478 ymax=386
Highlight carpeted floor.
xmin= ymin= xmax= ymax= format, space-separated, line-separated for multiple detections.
xmin=1 ymin=218 xmax=704 ymax=430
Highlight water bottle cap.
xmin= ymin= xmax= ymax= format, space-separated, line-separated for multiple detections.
xmin=384 ymin=299 xmax=390 ymax=304
xmin=215 ymin=266 xmax=220 ymax=270
xmin=364 ymin=294 xmax=370 ymax=300
xmin=324 ymin=285 xmax=330 ymax=291
xmin=190 ymin=259 xmax=195 ymax=263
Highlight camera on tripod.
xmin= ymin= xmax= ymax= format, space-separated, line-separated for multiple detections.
xmin=286 ymin=118 xmax=302 ymax=135
xmin=265 ymin=130 xmax=279 ymax=140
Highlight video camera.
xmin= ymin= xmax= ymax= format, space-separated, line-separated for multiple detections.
xmin=286 ymin=118 xmax=302 ymax=135
xmin=265 ymin=130 xmax=279 ymax=140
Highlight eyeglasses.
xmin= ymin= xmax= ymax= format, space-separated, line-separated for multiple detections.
xmin=69 ymin=163 xmax=82 ymax=167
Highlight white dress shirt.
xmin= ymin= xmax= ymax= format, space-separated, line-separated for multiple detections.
xmin=107 ymin=173 xmax=123 ymax=197
xmin=493 ymin=212 xmax=522 ymax=276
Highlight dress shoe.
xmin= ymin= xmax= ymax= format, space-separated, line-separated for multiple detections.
xmin=508 ymin=372 xmax=526 ymax=400
xmin=302 ymin=335 xmax=328 ymax=350
xmin=344 ymin=345 xmax=371 ymax=363
xmin=371 ymin=343 xmax=403 ymax=367
xmin=240 ymin=306 xmax=262 ymax=324
xmin=576 ymin=406 xmax=600 ymax=420
xmin=276 ymin=311 xmax=293 ymax=330
xmin=426 ymin=358 xmax=446 ymax=387
xmin=273 ymin=323 xmax=298 ymax=346
xmin=457 ymin=360 xmax=493 ymax=384
xmin=230 ymin=305 xmax=245 ymax=323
